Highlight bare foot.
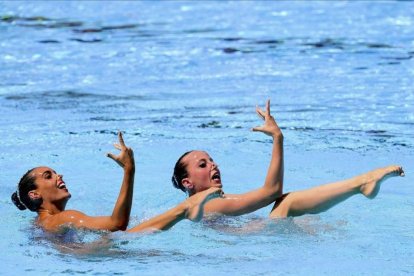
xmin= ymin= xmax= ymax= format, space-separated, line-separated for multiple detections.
xmin=360 ymin=165 xmax=404 ymax=199
xmin=185 ymin=187 xmax=223 ymax=222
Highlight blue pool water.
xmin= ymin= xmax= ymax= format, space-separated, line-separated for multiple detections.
xmin=1 ymin=1 xmax=413 ymax=274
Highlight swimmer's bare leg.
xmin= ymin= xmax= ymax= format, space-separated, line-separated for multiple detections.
xmin=270 ymin=165 xmax=404 ymax=218
xmin=126 ymin=187 xmax=222 ymax=233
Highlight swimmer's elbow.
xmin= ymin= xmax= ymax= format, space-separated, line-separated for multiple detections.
xmin=115 ymin=222 xmax=129 ymax=231
xmin=263 ymin=186 xmax=283 ymax=199
xmin=117 ymin=225 xmax=128 ymax=231
xmin=110 ymin=219 xmax=129 ymax=232
xmin=274 ymin=189 xmax=283 ymax=199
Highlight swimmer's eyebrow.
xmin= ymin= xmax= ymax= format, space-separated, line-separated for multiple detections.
xmin=42 ymin=171 xmax=50 ymax=177
xmin=42 ymin=170 xmax=55 ymax=177
xmin=197 ymin=158 xmax=209 ymax=164
xmin=198 ymin=158 xmax=214 ymax=163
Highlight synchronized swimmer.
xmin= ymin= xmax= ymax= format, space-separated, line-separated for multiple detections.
xmin=171 ymin=100 xmax=405 ymax=218
xmin=12 ymin=100 xmax=404 ymax=234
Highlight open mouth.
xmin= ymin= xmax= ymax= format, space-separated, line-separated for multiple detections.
xmin=57 ymin=181 xmax=67 ymax=190
xmin=212 ymin=171 xmax=221 ymax=182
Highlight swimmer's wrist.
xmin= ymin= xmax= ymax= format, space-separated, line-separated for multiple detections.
xmin=272 ymin=132 xmax=283 ymax=140
xmin=124 ymin=164 xmax=135 ymax=172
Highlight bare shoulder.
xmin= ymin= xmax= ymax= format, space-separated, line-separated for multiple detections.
xmin=39 ymin=210 xmax=88 ymax=232
xmin=204 ymin=194 xmax=244 ymax=214
xmin=204 ymin=188 xmax=275 ymax=216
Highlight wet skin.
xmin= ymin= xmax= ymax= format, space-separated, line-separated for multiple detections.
xmin=181 ymin=151 xmax=222 ymax=194
xmin=29 ymin=166 xmax=71 ymax=212
xmin=177 ymin=100 xmax=285 ymax=216
xmin=24 ymin=132 xmax=223 ymax=233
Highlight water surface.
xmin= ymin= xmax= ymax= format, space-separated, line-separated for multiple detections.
xmin=1 ymin=1 xmax=413 ymax=275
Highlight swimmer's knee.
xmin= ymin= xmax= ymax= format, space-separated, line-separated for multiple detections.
xmin=269 ymin=210 xmax=288 ymax=219
xmin=269 ymin=193 xmax=291 ymax=218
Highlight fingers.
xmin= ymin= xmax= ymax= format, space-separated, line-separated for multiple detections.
xmin=113 ymin=143 xmax=122 ymax=150
xmin=217 ymin=188 xmax=224 ymax=198
xmin=207 ymin=187 xmax=224 ymax=199
xmin=266 ymin=99 xmax=270 ymax=115
xmin=118 ymin=131 xmax=125 ymax=147
xmin=111 ymin=144 xmax=133 ymax=157
xmin=114 ymin=131 xmax=127 ymax=151
xmin=111 ymin=132 xmax=133 ymax=153
xmin=106 ymin=152 xmax=117 ymax=161
xmin=399 ymin=166 xmax=405 ymax=177
xmin=251 ymin=126 xmax=263 ymax=132
xmin=256 ymin=99 xmax=271 ymax=119
xmin=128 ymin=147 xmax=134 ymax=158
xmin=256 ymin=106 xmax=265 ymax=119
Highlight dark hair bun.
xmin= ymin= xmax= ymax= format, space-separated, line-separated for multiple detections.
xmin=11 ymin=192 xmax=27 ymax=211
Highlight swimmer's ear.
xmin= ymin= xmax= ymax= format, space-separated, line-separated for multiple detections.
xmin=28 ymin=190 xmax=41 ymax=200
xmin=181 ymin=178 xmax=194 ymax=190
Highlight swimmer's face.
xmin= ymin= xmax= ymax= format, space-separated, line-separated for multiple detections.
xmin=181 ymin=151 xmax=222 ymax=194
xmin=30 ymin=166 xmax=71 ymax=207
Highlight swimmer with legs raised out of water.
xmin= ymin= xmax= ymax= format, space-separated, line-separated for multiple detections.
xmin=12 ymin=132 xmax=223 ymax=233
xmin=171 ymin=100 xmax=404 ymax=219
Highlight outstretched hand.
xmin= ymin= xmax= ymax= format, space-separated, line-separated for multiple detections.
xmin=107 ymin=132 xmax=135 ymax=170
xmin=252 ymin=99 xmax=283 ymax=138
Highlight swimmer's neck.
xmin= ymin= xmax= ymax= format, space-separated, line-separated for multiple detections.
xmin=189 ymin=186 xmax=224 ymax=197
xmin=37 ymin=201 xmax=67 ymax=217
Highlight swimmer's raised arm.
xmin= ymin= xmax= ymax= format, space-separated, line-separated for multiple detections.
xmin=39 ymin=132 xmax=135 ymax=232
xmin=203 ymin=100 xmax=284 ymax=215
xmin=252 ymin=99 xmax=284 ymax=198
xmin=105 ymin=131 xmax=135 ymax=230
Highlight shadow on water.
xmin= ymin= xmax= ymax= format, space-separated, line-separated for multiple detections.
xmin=38 ymin=39 xmax=61 ymax=44
xmin=302 ymin=38 xmax=345 ymax=49
xmin=1 ymin=15 xmax=83 ymax=28
xmin=3 ymin=14 xmax=413 ymax=63
xmin=69 ymin=38 xmax=103 ymax=43
xmin=212 ymin=36 xmax=413 ymax=67
xmin=1 ymin=14 xmax=164 ymax=43
xmin=3 ymin=90 xmax=148 ymax=110
xmin=73 ymin=24 xmax=141 ymax=33
xmin=1 ymin=15 xmax=143 ymax=32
